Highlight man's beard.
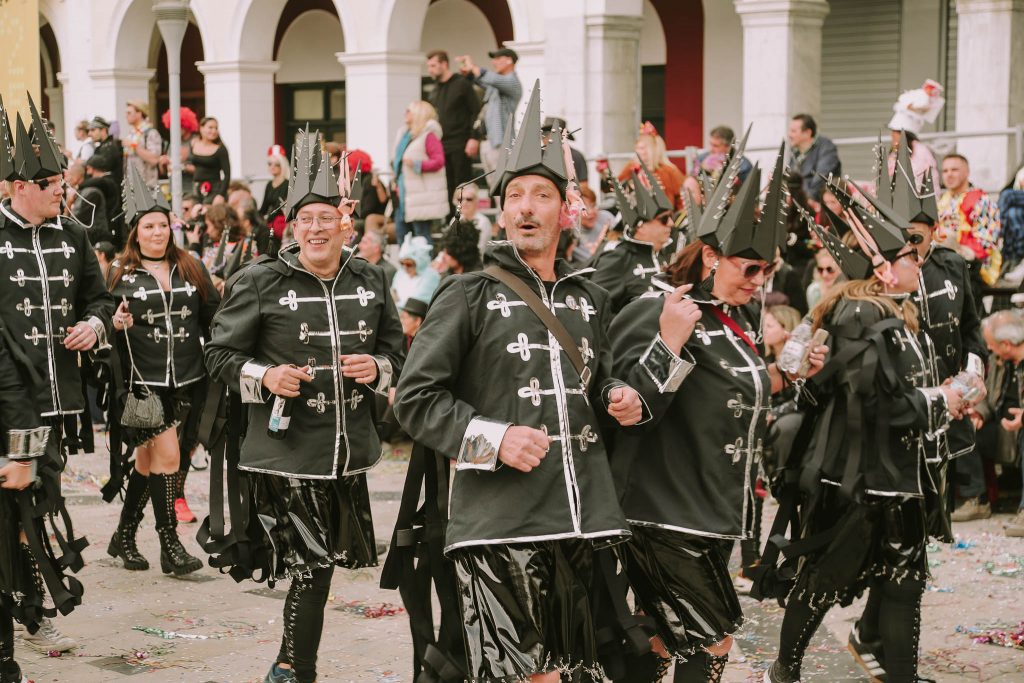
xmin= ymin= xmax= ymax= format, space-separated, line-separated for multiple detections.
xmin=508 ymin=212 xmax=558 ymax=256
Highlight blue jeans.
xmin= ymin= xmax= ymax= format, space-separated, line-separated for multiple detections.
xmin=395 ymin=214 xmax=433 ymax=245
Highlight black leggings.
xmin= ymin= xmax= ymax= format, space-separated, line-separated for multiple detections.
xmin=276 ymin=566 xmax=334 ymax=683
xmin=778 ymin=577 xmax=925 ymax=683
xmin=0 ymin=606 xmax=15 ymax=678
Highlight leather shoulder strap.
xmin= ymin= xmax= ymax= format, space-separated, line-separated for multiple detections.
xmin=483 ymin=265 xmax=588 ymax=380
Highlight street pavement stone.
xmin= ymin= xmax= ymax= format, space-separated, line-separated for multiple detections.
xmin=15 ymin=439 xmax=1024 ymax=682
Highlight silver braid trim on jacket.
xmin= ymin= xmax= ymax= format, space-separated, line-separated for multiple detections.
xmin=457 ymin=416 xmax=512 ymax=471
xmin=240 ymin=360 xmax=272 ymax=403
xmin=372 ymin=356 xmax=394 ymax=396
xmin=6 ymin=426 xmax=51 ymax=459
xmin=640 ymin=334 xmax=695 ymax=393
xmin=916 ymin=386 xmax=952 ymax=439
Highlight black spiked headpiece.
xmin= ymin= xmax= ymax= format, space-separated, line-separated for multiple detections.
xmin=696 ymin=127 xmax=790 ymax=263
xmin=122 ymin=160 xmax=170 ymax=227
xmin=2 ymin=93 xmax=64 ymax=182
xmin=285 ymin=126 xmax=342 ymax=220
xmin=492 ymin=81 xmax=568 ymax=199
xmin=821 ymin=174 xmax=911 ymax=272
xmin=890 ymin=131 xmax=939 ymax=225
xmin=0 ymin=95 xmax=17 ymax=182
xmin=806 ymin=212 xmax=873 ymax=281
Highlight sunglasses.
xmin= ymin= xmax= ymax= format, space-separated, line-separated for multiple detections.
xmin=895 ymin=250 xmax=921 ymax=264
xmin=908 ymin=233 xmax=924 ymax=245
xmin=816 ymin=265 xmax=837 ymax=275
xmin=729 ymin=258 xmax=776 ymax=280
xmin=28 ymin=177 xmax=61 ymax=191
xmin=657 ymin=214 xmax=673 ymax=226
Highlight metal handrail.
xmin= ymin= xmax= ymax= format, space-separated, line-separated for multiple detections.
xmin=593 ymin=126 xmax=1024 ymax=177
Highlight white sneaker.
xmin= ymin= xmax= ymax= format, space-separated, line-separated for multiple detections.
xmin=20 ymin=617 xmax=77 ymax=652
xmin=1005 ymin=509 xmax=1024 ymax=537
xmin=733 ymin=574 xmax=754 ymax=595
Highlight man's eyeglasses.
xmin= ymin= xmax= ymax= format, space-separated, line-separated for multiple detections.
xmin=296 ymin=214 xmax=340 ymax=228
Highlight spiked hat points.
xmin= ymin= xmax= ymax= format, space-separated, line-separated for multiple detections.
xmin=491 ymin=81 xmax=569 ymax=199
xmin=285 ymin=126 xmax=343 ymax=220
xmin=889 ymin=131 xmax=939 ymax=225
xmin=0 ymin=93 xmax=65 ymax=183
xmin=122 ymin=161 xmax=171 ymax=228
xmin=696 ymin=126 xmax=789 ymax=263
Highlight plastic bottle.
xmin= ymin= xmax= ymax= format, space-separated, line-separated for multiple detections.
xmin=778 ymin=317 xmax=813 ymax=375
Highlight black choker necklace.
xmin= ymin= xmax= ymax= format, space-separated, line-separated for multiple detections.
xmin=140 ymin=255 xmax=165 ymax=262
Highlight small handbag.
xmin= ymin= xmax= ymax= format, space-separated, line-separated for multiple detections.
xmin=120 ymin=326 xmax=164 ymax=429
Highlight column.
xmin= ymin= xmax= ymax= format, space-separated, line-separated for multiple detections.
xmin=86 ymin=68 xmax=155 ymax=132
xmin=335 ymin=51 xmax=423 ymax=174
xmin=196 ymin=60 xmax=280 ymax=187
xmin=954 ymin=0 xmax=1024 ymax=190
xmin=733 ymin=0 xmax=830 ymax=165
xmin=43 ymin=84 xmax=64 ymax=147
xmin=583 ymin=14 xmax=643 ymax=162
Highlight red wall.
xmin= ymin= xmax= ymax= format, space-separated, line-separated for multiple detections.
xmin=651 ymin=0 xmax=704 ymax=150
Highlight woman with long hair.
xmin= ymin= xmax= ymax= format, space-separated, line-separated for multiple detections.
xmin=195 ymin=203 xmax=254 ymax=290
xmin=392 ymin=100 xmax=447 ymax=245
xmin=187 ymin=116 xmax=230 ymax=204
xmin=607 ymin=146 xmax=826 ymax=682
xmin=260 ymin=145 xmax=290 ymax=254
xmin=616 ymin=121 xmax=699 ymax=212
xmin=762 ymin=182 xmax=965 ymax=683
xmin=105 ymin=164 xmax=220 ymax=576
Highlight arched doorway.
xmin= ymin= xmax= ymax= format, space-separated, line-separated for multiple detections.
xmin=273 ymin=0 xmax=346 ymax=150
xmin=39 ymin=21 xmax=63 ymax=139
xmin=643 ymin=0 xmax=703 ymax=153
xmin=419 ymin=0 xmax=512 ymax=100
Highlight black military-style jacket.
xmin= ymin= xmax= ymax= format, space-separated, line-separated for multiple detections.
xmin=588 ymin=236 xmax=666 ymax=314
xmin=394 ymin=242 xmax=632 ymax=553
xmin=805 ymin=297 xmax=949 ymax=497
xmin=205 ymin=244 xmax=404 ymax=478
xmin=913 ymin=246 xmax=986 ymax=379
xmin=0 ymin=201 xmax=114 ymax=416
xmin=609 ymin=286 xmax=769 ymax=540
xmin=912 ymin=246 xmax=986 ymax=459
xmin=0 ymin=315 xmax=49 ymax=461
xmin=109 ymin=260 xmax=220 ymax=387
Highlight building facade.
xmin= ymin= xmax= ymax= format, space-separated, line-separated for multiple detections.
xmin=34 ymin=0 xmax=1024 ymax=191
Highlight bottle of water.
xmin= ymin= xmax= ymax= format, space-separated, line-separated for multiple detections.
xmin=778 ymin=317 xmax=813 ymax=375
xmin=949 ymin=371 xmax=981 ymax=403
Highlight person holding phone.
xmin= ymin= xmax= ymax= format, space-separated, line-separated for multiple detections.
xmin=105 ymin=163 xmax=220 ymax=576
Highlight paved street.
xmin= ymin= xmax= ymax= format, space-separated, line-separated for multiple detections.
xmin=15 ymin=439 xmax=1024 ymax=682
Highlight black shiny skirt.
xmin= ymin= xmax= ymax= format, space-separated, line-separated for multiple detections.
xmin=790 ymin=488 xmax=929 ymax=607
xmin=248 ymin=472 xmax=377 ymax=582
xmin=451 ymin=540 xmax=604 ymax=682
xmin=619 ymin=525 xmax=743 ymax=658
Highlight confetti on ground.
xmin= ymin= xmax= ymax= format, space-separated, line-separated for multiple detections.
xmin=983 ymin=556 xmax=1024 ymax=578
xmin=953 ymin=538 xmax=978 ymax=551
xmin=958 ymin=623 xmax=1024 ymax=650
xmin=334 ymin=600 xmax=405 ymax=618
xmin=134 ymin=626 xmax=217 ymax=640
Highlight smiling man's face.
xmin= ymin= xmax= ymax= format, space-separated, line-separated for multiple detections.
xmin=500 ymin=175 xmax=563 ymax=259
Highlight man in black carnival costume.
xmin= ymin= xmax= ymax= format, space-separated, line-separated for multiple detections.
xmin=589 ymin=163 xmax=674 ymax=313
xmin=203 ymin=126 xmax=405 ymax=683
xmin=388 ymin=81 xmax=645 ymax=683
xmin=0 ymin=93 xmax=113 ymax=658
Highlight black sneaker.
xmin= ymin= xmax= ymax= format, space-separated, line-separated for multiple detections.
xmin=848 ymin=623 xmax=887 ymax=682
xmin=264 ymin=663 xmax=298 ymax=683
xmin=763 ymin=660 xmax=801 ymax=683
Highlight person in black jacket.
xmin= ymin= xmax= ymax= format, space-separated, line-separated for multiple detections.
xmin=204 ymin=127 xmax=404 ymax=683
xmin=0 ymin=312 xmax=60 ymax=683
xmin=87 ymin=116 xmax=124 ymax=188
xmin=589 ymin=164 xmax=672 ymax=314
xmin=105 ymin=163 xmax=220 ymax=576
xmin=427 ymin=50 xmax=481 ymax=219
xmin=83 ymin=155 xmax=124 ymax=246
xmin=763 ymin=179 xmax=966 ymax=683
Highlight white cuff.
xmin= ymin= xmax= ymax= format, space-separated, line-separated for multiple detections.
xmin=456 ymin=417 xmax=512 ymax=471
xmin=6 ymin=426 xmax=51 ymax=459
xmin=640 ymin=334 xmax=695 ymax=393
xmin=372 ymin=356 xmax=394 ymax=397
xmin=86 ymin=315 xmax=110 ymax=350
xmin=240 ymin=361 xmax=272 ymax=404
xmin=965 ymin=353 xmax=984 ymax=378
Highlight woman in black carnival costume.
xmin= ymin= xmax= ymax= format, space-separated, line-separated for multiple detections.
xmin=608 ymin=137 xmax=827 ymax=682
xmin=105 ymin=163 xmax=220 ymax=576
xmin=761 ymin=178 xmax=965 ymax=683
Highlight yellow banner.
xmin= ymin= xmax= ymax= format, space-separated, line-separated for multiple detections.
xmin=0 ymin=0 xmax=42 ymax=120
